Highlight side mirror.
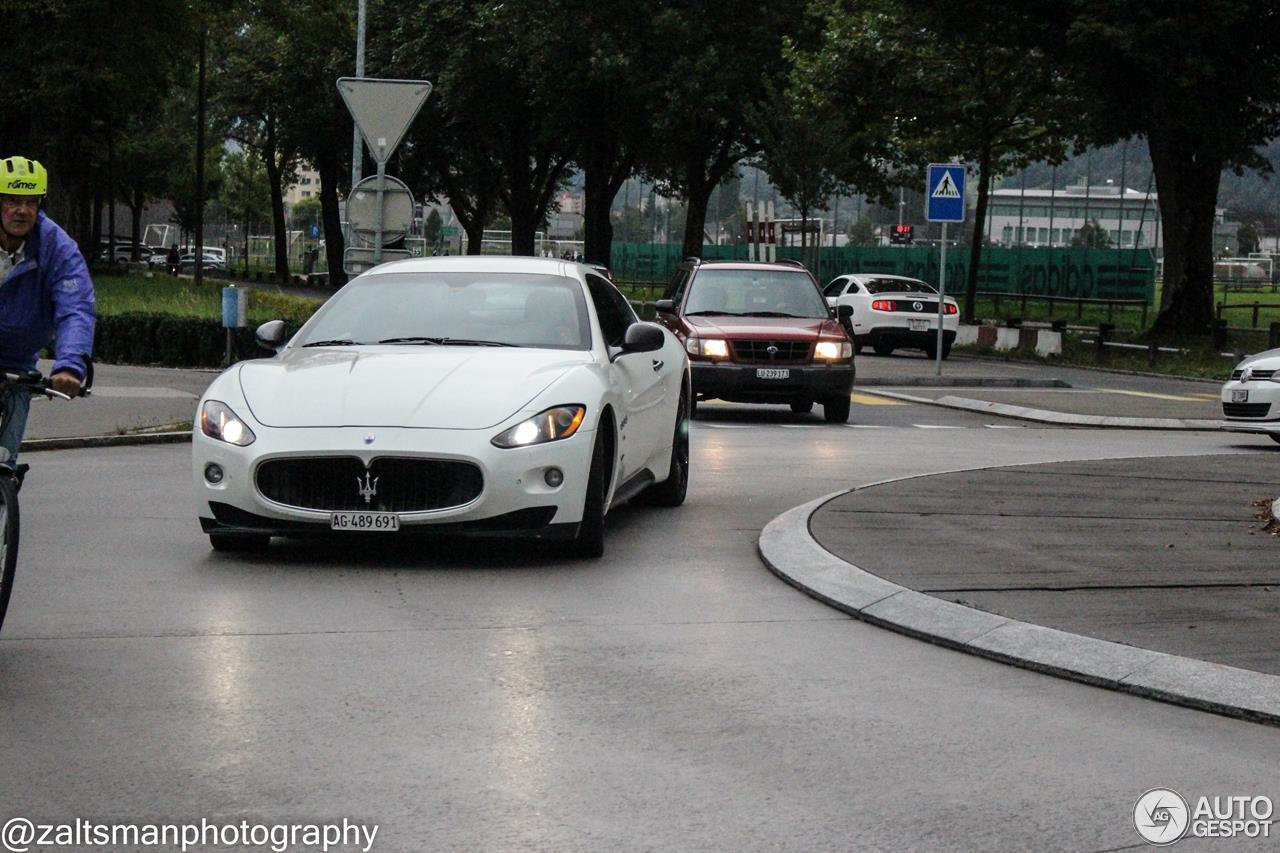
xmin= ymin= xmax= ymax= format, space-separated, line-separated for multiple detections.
xmin=621 ymin=322 xmax=665 ymax=353
xmin=837 ymin=304 xmax=853 ymax=319
xmin=255 ymin=319 xmax=287 ymax=352
xmin=653 ymin=298 xmax=675 ymax=313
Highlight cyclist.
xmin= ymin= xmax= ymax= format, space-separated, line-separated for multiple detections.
xmin=0 ymin=156 xmax=96 ymax=483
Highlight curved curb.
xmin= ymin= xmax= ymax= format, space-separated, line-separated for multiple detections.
xmin=759 ymin=486 xmax=1280 ymax=727
xmin=864 ymin=390 xmax=1222 ymax=431
xmin=21 ymin=431 xmax=192 ymax=452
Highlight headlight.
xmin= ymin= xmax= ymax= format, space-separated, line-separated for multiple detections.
xmin=815 ymin=341 xmax=853 ymax=360
xmin=492 ymin=405 xmax=586 ymax=448
xmin=686 ymin=338 xmax=729 ymax=358
xmin=200 ymin=400 xmax=256 ymax=446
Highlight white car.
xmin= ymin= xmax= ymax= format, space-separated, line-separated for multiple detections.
xmin=823 ymin=274 xmax=959 ymax=358
xmin=193 ymin=256 xmax=691 ymax=557
xmin=1220 ymin=348 xmax=1280 ymax=444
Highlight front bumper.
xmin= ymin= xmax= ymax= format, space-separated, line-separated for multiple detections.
xmin=1220 ymin=382 xmax=1280 ymax=433
xmin=193 ymin=424 xmax=595 ymax=536
xmin=690 ymin=361 xmax=854 ymax=403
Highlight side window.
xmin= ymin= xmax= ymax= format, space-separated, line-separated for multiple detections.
xmin=823 ymin=278 xmax=846 ymax=297
xmin=586 ymin=274 xmax=632 ymax=348
xmin=663 ymin=269 xmax=688 ymax=301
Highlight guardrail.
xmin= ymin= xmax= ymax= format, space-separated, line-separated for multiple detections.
xmin=1216 ymin=301 xmax=1280 ymax=330
xmin=977 ymin=291 xmax=1148 ymax=326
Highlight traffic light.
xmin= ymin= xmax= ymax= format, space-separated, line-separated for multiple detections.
xmin=890 ymin=224 xmax=914 ymax=245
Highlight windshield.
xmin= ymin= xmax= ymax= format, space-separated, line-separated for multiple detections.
xmin=861 ymin=277 xmax=937 ymax=295
xmin=295 ymin=272 xmax=591 ymax=350
xmin=684 ymin=269 xmax=828 ymax=318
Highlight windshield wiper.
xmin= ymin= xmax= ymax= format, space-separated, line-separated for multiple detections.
xmin=684 ymin=310 xmax=742 ymax=317
xmin=436 ymin=338 xmax=517 ymax=347
xmin=301 ymin=339 xmax=361 ymax=347
xmin=378 ymin=336 xmax=445 ymax=345
xmin=741 ymin=311 xmax=807 ymax=318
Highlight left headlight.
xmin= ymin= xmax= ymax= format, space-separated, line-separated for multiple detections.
xmin=200 ymin=400 xmax=256 ymax=446
xmin=492 ymin=405 xmax=586 ymax=448
xmin=815 ymin=341 xmax=853 ymax=360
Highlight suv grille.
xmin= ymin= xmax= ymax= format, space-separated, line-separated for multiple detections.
xmin=256 ymin=457 xmax=483 ymax=512
xmin=1230 ymin=368 xmax=1276 ymax=381
xmin=730 ymin=340 xmax=811 ymax=363
xmin=1222 ymin=402 xmax=1272 ymax=418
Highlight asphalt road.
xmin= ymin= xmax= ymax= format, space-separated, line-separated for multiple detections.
xmin=2 ymin=401 xmax=1278 ymax=851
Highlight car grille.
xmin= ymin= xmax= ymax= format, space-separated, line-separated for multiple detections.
xmin=256 ymin=457 xmax=483 ymax=512
xmin=730 ymin=340 xmax=811 ymax=363
xmin=1222 ymin=402 xmax=1272 ymax=418
xmin=1230 ymin=368 xmax=1276 ymax=381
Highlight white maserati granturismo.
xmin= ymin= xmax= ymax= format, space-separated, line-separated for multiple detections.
xmin=193 ymin=256 xmax=691 ymax=557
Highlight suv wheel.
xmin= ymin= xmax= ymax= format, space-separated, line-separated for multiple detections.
xmin=823 ymin=394 xmax=851 ymax=423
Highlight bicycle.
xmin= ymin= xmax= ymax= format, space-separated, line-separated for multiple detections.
xmin=0 ymin=368 xmax=89 ymax=633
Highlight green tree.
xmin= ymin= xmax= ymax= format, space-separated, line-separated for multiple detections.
xmin=222 ymin=150 xmax=273 ymax=274
xmin=1237 ymin=223 xmax=1260 ymax=255
xmin=424 ymin=208 xmax=444 ymax=245
xmin=1072 ymin=218 xmax=1113 ymax=248
xmin=847 ymin=217 xmax=876 ymax=247
xmin=1041 ymin=0 xmax=1280 ymax=337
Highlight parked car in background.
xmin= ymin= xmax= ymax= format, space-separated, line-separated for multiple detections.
xmin=179 ymin=251 xmax=228 ymax=273
xmin=823 ymin=274 xmax=958 ymax=359
xmin=654 ymin=258 xmax=854 ymax=422
xmin=1220 ymin=349 xmax=1280 ymax=444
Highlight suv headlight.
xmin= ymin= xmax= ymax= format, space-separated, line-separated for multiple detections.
xmin=686 ymin=338 xmax=729 ymax=358
xmin=492 ymin=405 xmax=586 ymax=448
xmin=815 ymin=341 xmax=853 ymax=360
xmin=200 ymin=400 xmax=256 ymax=446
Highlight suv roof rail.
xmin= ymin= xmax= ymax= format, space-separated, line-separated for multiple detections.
xmin=776 ymin=259 xmax=807 ymax=269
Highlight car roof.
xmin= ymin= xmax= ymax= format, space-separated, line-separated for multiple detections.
xmin=848 ymin=274 xmax=924 ymax=282
xmin=691 ymin=260 xmax=812 ymax=273
xmin=362 ymin=255 xmax=576 ymax=277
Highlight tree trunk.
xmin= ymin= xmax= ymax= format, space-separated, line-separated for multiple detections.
xmin=681 ymin=179 xmax=713 ymax=260
xmin=464 ymin=221 xmax=484 ymax=255
xmin=263 ymin=142 xmax=291 ymax=281
xmin=316 ymin=150 xmax=347 ymax=286
xmin=1147 ymin=131 xmax=1221 ymax=339
xmin=964 ymin=145 xmax=994 ymax=324
xmin=130 ymin=190 xmax=144 ymax=260
xmin=582 ymin=149 xmax=633 ymax=267
xmin=91 ymin=186 xmax=103 ymax=253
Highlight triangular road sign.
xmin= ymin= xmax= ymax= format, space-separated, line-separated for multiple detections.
xmin=932 ymin=172 xmax=960 ymax=198
xmin=337 ymin=77 xmax=433 ymax=164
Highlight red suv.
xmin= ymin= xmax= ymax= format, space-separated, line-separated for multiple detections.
xmin=654 ymin=258 xmax=855 ymax=422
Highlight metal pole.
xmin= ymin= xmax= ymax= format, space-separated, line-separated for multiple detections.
xmin=373 ymin=157 xmax=386 ymax=263
xmin=937 ymin=222 xmax=947 ymax=376
xmin=351 ymin=0 xmax=367 ymax=189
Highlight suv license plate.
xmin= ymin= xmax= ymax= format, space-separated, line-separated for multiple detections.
xmin=331 ymin=512 xmax=400 ymax=531
xmin=756 ymin=368 xmax=790 ymax=380
xmin=1232 ymin=389 xmax=1249 ymax=403
xmin=909 ymin=319 xmax=930 ymax=331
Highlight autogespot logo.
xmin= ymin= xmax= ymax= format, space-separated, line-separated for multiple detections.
xmin=1134 ymin=789 xmax=1190 ymax=845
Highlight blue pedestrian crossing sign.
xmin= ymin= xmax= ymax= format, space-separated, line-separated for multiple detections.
xmin=926 ymin=164 xmax=966 ymax=223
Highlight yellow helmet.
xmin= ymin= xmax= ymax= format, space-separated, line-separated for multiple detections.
xmin=0 ymin=157 xmax=48 ymax=196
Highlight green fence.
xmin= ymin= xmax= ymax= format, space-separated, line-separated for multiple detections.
xmin=610 ymin=243 xmax=1156 ymax=303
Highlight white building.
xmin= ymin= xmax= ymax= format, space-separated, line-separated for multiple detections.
xmin=985 ymin=184 xmax=1163 ymax=252
xmin=284 ymin=165 xmax=322 ymax=206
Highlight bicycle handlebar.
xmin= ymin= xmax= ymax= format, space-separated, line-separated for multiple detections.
xmin=1 ymin=370 xmax=86 ymax=400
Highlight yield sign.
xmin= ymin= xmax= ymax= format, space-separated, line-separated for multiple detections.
xmin=336 ymin=77 xmax=433 ymax=164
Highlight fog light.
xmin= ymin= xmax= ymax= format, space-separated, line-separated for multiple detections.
xmin=204 ymin=463 xmax=224 ymax=485
xmin=544 ymin=467 xmax=564 ymax=487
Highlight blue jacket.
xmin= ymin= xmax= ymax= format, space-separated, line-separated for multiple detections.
xmin=0 ymin=211 xmax=96 ymax=379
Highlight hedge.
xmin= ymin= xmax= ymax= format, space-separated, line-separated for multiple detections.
xmin=92 ymin=313 xmax=300 ymax=368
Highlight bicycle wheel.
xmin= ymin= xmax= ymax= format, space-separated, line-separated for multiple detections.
xmin=0 ymin=475 xmax=18 ymax=634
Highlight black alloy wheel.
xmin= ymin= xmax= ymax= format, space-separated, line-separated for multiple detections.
xmin=635 ymin=387 xmax=690 ymax=507
xmin=569 ymin=429 xmax=608 ymax=558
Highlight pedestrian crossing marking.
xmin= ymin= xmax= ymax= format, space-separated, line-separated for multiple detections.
xmin=1096 ymin=388 xmax=1212 ymax=403
xmin=851 ymin=392 xmax=906 ymax=406
xmin=931 ymin=172 xmax=961 ymax=198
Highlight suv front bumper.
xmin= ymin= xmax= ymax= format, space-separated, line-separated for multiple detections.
xmin=691 ymin=361 xmax=854 ymax=404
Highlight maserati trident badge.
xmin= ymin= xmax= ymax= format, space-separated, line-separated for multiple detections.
xmin=357 ymin=471 xmax=379 ymax=506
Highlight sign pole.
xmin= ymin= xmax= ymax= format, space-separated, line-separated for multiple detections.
xmin=937 ymin=223 xmax=946 ymax=376
xmin=374 ymin=152 xmax=387 ymax=264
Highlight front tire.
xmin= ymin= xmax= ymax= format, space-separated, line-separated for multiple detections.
xmin=569 ymin=430 xmax=608 ymax=558
xmin=0 ymin=476 xmax=19 ymax=634
xmin=209 ymin=532 xmax=271 ymax=553
xmin=823 ymin=394 xmax=851 ymax=423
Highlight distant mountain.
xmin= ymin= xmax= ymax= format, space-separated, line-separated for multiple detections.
xmin=1002 ymin=139 xmax=1280 ymax=223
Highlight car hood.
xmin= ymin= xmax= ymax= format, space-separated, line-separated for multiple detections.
xmin=238 ymin=346 xmax=590 ymax=429
xmin=1237 ymin=348 xmax=1280 ymax=370
xmin=686 ymin=316 xmax=834 ymax=337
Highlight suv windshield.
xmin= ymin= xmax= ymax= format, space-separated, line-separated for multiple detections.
xmin=861 ymin=277 xmax=937 ymax=295
xmin=295 ymin=272 xmax=591 ymax=350
xmin=684 ymin=269 xmax=828 ymax=318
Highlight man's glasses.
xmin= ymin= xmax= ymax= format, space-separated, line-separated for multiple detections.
xmin=0 ymin=196 xmax=41 ymax=211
